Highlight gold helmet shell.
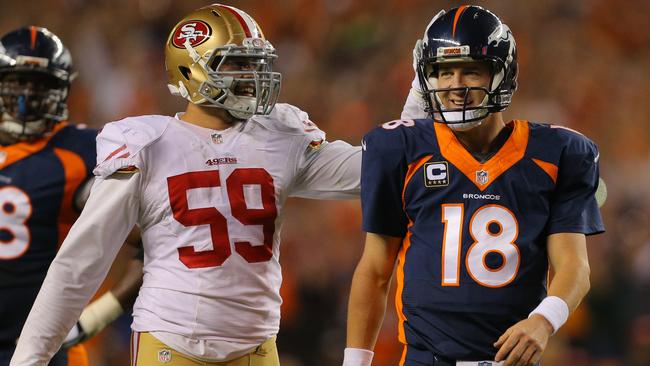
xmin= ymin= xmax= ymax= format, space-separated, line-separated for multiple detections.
xmin=165 ymin=4 xmax=281 ymax=119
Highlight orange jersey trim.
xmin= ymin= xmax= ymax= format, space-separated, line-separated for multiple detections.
xmin=452 ymin=5 xmax=469 ymax=38
xmin=398 ymin=344 xmax=407 ymax=366
xmin=395 ymin=221 xmax=413 ymax=344
xmin=396 ymin=156 xmax=433 ymax=343
xmin=0 ymin=122 xmax=68 ymax=170
xmin=532 ymin=158 xmax=558 ymax=184
xmin=67 ymin=344 xmax=89 ymax=366
xmin=402 ymin=155 xmax=433 ymax=208
xmin=434 ymin=120 xmax=529 ymax=191
xmin=53 ymin=147 xmax=88 ymax=247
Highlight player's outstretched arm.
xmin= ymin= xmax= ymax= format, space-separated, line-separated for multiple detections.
xmin=10 ymin=173 xmax=141 ymax=366
xmin=494 ymin=233 xmax=590 ymax=366
xmin=62 ymin=233 xmax=144 ymax=348
xmin=291 ymin=140 xmax=361 ymax=200
xmin=344 ymin=233 xmax=402 ymax=366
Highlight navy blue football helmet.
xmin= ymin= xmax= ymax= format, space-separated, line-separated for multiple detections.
xmin=414 ymin=6 xmax=518 ymax=125
xmin=0 ymin=26 xmax=74 ymax=142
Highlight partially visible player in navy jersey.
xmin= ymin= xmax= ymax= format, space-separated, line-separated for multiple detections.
xmin=0 ymin=26 xmax=142 ymax=366
xmin=344 ymin=5 xmax=604 ymax=366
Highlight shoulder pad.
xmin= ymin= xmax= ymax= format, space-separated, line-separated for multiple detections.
xmin=249 ymin=103 xmax=326 ymax=142
xmin=94 ymin=115 xmax=171 ymax=177
xmin=363 ymin=119 xmax=422 ymax=147
xmin=527 ymin=122 xmax=599 ymax=165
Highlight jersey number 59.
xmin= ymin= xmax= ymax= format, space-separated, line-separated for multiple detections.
xmin=167 ymin=169 xmax=277 ymax=269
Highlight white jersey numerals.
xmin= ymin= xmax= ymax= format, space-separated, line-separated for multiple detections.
xmin=441 ymin=204 xmax=520 ymax=288
xmin=167 ymin=168 xmax=277 ymax=269
xmin=0 ymin=186 xmax=32 ymax=260
xmin=381 ymin=120 xmax=415 ymax=130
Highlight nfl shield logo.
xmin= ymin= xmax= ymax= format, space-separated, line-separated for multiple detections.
xmin=478 ymin=362 xmax=492 ymax=366
xmin=476 ymin=170 xmax=489 ymax=185
xmin=157 ymin=349 xmax=172 ymax=363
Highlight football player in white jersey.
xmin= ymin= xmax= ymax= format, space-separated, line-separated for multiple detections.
xmin=11 ymin=4 xmax=360 ymax=366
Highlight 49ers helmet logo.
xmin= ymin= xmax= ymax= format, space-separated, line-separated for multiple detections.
xmin=172 ymin=20 xmax=212 ymax=48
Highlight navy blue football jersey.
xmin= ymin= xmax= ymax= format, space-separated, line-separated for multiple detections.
xmin=0 ymin=123 xmax=96 ymax=344
xmin=361 ymin=119 xmax=604 ymax=360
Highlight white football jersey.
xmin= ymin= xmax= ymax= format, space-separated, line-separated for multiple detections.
xmin=95 ymin=104 xmax=360 ymax=357
xmin=9 ymin=103 xmax=360 ymax=365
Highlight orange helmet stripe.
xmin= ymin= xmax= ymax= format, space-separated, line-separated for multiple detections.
xmin=452 ymin=5 xmax=469 ymax=39
xmin=30 ymin=26 xmax=38 ymax=50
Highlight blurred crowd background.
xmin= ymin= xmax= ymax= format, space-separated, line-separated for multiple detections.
xmin=2 ymin=0 xmax=649 ymax=365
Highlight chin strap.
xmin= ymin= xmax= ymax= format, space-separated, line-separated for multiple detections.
xmin=223 ymin=94 xmax=256 ymax=119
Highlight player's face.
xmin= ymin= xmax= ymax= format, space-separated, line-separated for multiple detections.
xmin=213 ymin=56 xmax=269 ymax=98
xmin=0 ymin=73 xmax=60 ymax=122
xmin=0 ymin=72 xmax=62 ymax=144
xmin=435 ymin=61 xmax=491 ymax=111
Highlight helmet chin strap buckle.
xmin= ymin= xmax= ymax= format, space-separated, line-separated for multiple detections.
xmin=167 ymin=82 xmax=190 ymax=99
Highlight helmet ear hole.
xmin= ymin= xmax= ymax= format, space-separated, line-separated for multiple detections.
xmin=179 ymin=66 xmax=191 ymax=80
xmin=211 ymin=10 xmax=221 ymax=17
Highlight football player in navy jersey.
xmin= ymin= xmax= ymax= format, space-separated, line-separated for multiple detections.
xmin=0 ymin=26 xmax=142 ymax=366
xmin=344 ymin=5 xmax=603 ymax=366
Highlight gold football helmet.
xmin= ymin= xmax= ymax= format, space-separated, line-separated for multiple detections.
xmin=165 ymin=4 xmax=281 ymax=119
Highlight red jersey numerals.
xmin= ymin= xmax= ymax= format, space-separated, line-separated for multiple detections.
xmin=227 ymin=168 xmax=277 ymax=262
xmin=167 ymin=168 xmax=277 ymax=269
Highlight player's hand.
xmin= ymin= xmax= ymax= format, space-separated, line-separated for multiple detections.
xmin=493 ymin=315 xmax=553 ymax=366
xmin=61 ymin=322 xmax=87 ymax=348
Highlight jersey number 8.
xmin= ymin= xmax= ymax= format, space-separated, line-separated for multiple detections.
xmin=0 ymin=187 xmax=32 ymax=260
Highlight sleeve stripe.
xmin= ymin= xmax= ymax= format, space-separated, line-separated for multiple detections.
xmin=103 ymin=144 xmax=127 ymax=162
xmin=402 ymin=155 xmax=433 ymax=209
xmin=532 ymin=158 xmax=558 ymax=184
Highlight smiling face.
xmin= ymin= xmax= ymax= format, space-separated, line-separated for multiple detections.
xmin=212 ymin=55 xmax=271 ymax=98
xmin=435 ymin=61 xmax=491 ymax=111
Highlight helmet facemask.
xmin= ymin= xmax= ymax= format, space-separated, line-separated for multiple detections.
xmin=417 ymin=56 xmax=509 ymax=130
xmin=173 ymin=39 xmax=282 ymax=120
xmin=0 ymin=71 xmax=68 ymax=142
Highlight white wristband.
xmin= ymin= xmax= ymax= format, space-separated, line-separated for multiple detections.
xmin=528 ymin=296 xmax=569 ymax=333
xmin=79 ymin=291 xmax=124 ymax=338
xmin=343 ymin=347 xmax=374 ymax=366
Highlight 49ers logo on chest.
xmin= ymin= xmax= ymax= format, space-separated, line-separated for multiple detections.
xmin=172 ymin=20 xmax=212 ymax=48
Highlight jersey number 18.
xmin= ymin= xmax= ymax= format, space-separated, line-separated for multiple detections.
xmin=441 ymin=204 xmax=520 ymax=288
